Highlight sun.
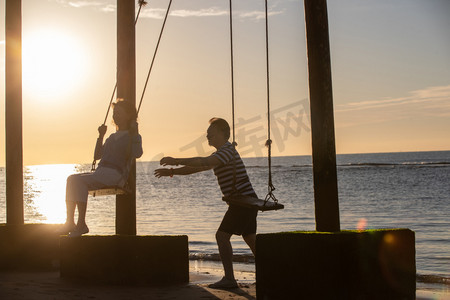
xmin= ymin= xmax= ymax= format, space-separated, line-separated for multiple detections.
xmin=23 ymin=29 xmax=88 ymax=99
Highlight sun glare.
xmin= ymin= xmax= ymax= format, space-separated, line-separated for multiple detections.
xmin=23 ymin=29 xmax=87 ymax=99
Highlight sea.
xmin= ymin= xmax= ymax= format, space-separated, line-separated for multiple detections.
xmin=0 ymin=151 xmax=449 ymax=293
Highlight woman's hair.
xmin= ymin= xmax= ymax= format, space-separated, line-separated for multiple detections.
xmin=112 ymin=98 xmax=137 ymax=128
xmin=209 ymin=117 xmax=230 ymax=140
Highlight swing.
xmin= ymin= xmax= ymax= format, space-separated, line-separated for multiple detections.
xmin=89 ymin=186 xmax=130 ymax=197
xmin=222 ymin=0 xmax=284 ymax=212
xmin=89 ymin=0 xmax=172 ymax=197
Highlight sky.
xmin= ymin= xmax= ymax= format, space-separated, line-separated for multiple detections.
xmin=0 ymin=0 xmax=449 ymax=166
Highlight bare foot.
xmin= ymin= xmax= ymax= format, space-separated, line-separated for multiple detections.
xmin=68 ymin=224 xmax=89 ymax=238
xmin=208 ymin=277 xmax=238 ymax=289
xmin=57 ymin=222 xmax=76 ymax=234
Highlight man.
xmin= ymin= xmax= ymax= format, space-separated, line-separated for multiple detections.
xmin=154 ymin=117 xmax=258 ymax=289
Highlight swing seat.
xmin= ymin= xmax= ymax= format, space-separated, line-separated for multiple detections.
xmin=88 ymin=186 xmax=131 ymax=197
xmin=222 ymin=195 xmax=284 ymax=212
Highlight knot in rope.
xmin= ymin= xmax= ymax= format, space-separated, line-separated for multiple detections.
xmin=91 ymin=160 xmax=97 ymax=172
xmin=264 ymin=183 xmax=278 ymax=204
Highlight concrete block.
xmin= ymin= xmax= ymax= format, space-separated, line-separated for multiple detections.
xmin=256 ymin=229 xmax=415 ymax=299
xmin=0 ymin=224 xmax=63 ymax=270
xmin=60 ymin=235 xmax=189 ymax=285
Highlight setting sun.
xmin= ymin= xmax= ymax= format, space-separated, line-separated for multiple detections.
xmin=22 ymin=29 xmax=88 ymax=99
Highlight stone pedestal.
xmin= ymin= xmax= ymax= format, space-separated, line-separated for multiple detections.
xmin=0 ymin=224 xmax=63 ymax=270
xmin=60 ymin=235 xmax=189 ymax=285
xmin=256 ymin=229 xmax=415 ymax=299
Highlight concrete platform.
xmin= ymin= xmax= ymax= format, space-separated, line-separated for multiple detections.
xmin=256 ymin=229 xmax=416 ymax=299
xmin=0 ymin=224 xmax=63 ymax=270
xmin=60 ymin=235 xmax=189 ymax=285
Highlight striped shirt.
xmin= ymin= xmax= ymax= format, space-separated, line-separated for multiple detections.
xmin=212 ymin=142 xmax=255 ymax=197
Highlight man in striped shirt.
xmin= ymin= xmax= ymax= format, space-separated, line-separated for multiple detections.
xmin=155 ymin=118 xmax=258 ymax=289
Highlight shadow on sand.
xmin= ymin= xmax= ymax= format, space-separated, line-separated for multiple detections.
xmin=0 ymin=271 xmax=257 ymax=300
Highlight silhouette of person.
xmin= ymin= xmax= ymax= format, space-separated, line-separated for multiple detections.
xmin=63 ymin=99 xmax=143 ymax=237
xmin=154 ymin=117 xmax=258 ymax=289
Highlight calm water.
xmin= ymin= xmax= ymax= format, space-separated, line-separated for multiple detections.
xmin=0 ymin=151 xmax=449 ymax=283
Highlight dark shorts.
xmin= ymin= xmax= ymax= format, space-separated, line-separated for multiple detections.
xmin=218 ymin=194 xmax=258 ymax=237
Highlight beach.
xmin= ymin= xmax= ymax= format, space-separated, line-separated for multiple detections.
xmin=0 ymin=264 xmax=257 ymax=300
xmin=1 ymin=267 xmax=449 ymax=300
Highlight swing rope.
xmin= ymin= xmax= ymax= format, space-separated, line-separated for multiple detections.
xmin=263 ymin=0 xmax=278 ymax=204
xmin=92 ymin=0 xmax=148 ymax=172
xmin=229 ymin=0 xmax=239 ymax=194
xmin=101 ymin=0 xmax=148 ymax=126
xmin=229 ymin=0 xmax=236 ymax=147
xmin=229 ymin=0 xmax=277 ymax=204
xmin=92 ymin=0 xmax=171 ymax=172
xmin=137 ymin=0 xmax=172 ymax=115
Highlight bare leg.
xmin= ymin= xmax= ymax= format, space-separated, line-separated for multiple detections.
xmin=58 ymin=200 xmax=76 ymax=234
xmin=64 ymin=175 xmax=77 ymax=229
xmin=243 ymin=233 xmax=256 ymax=256
xmin=76 ymin=202 xmax=88 ymax=229
xmin=65 ymin=200 xmax=77 ymax=227
xmin=215 ymin=230 xmax=234 ymax=280
xmin=67 ymin=201 xmax=89 ymax=237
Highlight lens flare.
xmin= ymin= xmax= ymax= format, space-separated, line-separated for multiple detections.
xmin=357 ymin=218 xmax=367 ymax=231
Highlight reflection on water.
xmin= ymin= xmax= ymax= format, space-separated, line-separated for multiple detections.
xmin=23 ymin=164 xmax=77 ymax=223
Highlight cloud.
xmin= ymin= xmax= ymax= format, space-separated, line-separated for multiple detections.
xmin=169 ymin=8 xmax=283 ymax=20
xmin=138 ymin=7 xmax=228 ymax=20
xmin=239 ymin=10 xmax=284 ymax=20
xmin=53 ymin=0 xmax=284 ymax=21
xmin=335 ymin=84 xmax=450 ymax=127
xmin=171 ymin=7 xmax=228 ymax=18
xmin=52 ymin=0 xmax=115 ymax=12
xmin=101 ymin=4 xmax=116 ymax=13
xmin=144 ymin=7 xmax=281 ymax=21
xmin=336 ymin=85 xmax=450 ymax=112
xmin=68 ymin=1 xmax=105 ymax=8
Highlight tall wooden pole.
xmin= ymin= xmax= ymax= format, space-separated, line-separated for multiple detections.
xmin=116 ymin=0 xmax=136 ymax=235
xmin=304 ymin=0 xmax=340 ymax=232
xmin=5 ymin=0 xmax=24 ymax=225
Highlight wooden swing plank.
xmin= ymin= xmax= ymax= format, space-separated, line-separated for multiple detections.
xmin=222 ymin=195 xmax=284 ymax=212
xmin=88 ymin=187 xmax=129 ymax=197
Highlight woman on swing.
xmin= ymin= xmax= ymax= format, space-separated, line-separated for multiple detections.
xmin=62 ymin=99 xmax=143 ymax=237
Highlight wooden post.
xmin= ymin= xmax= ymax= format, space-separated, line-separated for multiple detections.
xmin=116 ymin=0 xmax=136 ymax=235
xmin=304 ymin=0 xmax=340 ymax=232
xmin=5 ymin=0 xmax=24 ymax=225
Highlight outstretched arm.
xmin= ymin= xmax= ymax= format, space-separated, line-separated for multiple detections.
xmin=154 ymin=155 xmax=221 ymax=178
xmin=154 ymin=165 xmax=211 ymax=178
xmin=160 ymin=156 xmax=222 ymax=169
